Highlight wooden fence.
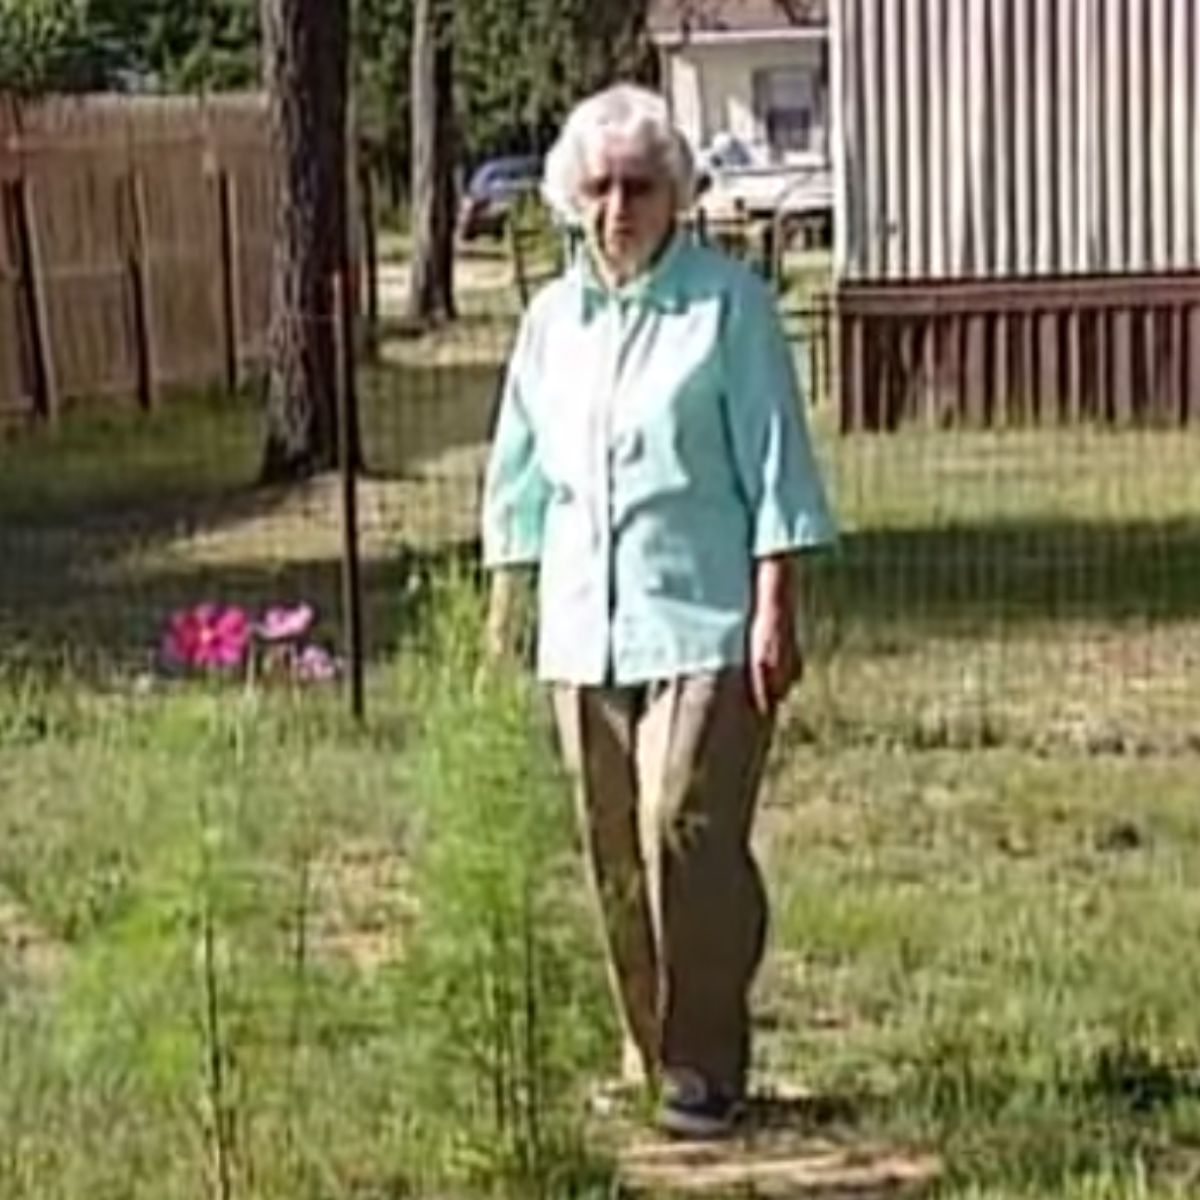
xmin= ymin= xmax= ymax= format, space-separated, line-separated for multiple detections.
xmin=837 ymin=273 xmax=1200 ymax=431
xmin=0 ymin=93 xmax=273 ymax=427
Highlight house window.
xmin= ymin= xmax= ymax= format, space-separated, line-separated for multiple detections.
xmin=753 ymin=66 xmax=822 ymax=154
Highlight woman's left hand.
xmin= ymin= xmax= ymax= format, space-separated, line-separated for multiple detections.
xmin=748 ymin=596 xmax=803 ymax=716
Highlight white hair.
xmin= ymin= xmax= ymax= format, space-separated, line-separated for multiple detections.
xmin=541 ymin=84 xmax=696 ymax=224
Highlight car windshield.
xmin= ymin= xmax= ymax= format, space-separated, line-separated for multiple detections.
xmin=471 ymin=157 xmax=541 ymax=190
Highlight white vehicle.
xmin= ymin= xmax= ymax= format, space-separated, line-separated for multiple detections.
xmin=693 ymin=134 xmax=832 ymax=239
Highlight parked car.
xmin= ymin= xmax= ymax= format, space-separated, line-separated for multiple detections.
xmin=456 ymin=154 xmax=544 ymax=241
xmin=694 ymin=133 xmax=833 ymax=244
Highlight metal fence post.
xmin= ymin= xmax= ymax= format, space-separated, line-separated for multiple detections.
xmin=217 ymin=169 xmax=244 ymax=394
xmin=14 ymin=177 xmax=59 ymax=425
xmin=333 ymin=269 xmax=366 ymax=722
xmin=358 ymin=158 xmax=380 ymax=361
xmin=128 ymin=170 xmax=159 ymax=412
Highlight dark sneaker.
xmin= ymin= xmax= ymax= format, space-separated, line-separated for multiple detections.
xmin=657 ymin=1069 xmax=744 ymax=1140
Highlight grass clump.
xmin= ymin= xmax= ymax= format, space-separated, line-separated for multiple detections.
xmin=388 ymin=571 xmax=617 ymax=1197
xmin=0 ymin=574 xmax=618 ymax=1199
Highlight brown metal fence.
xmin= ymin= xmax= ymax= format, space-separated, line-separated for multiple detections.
xmin=0 ymin=93 xmax=272 ymax=428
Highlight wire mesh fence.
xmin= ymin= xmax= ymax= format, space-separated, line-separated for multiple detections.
xmin=3 ymin=259 xmax=1199 ymax=751
xmin=5 ymin=236 xmax=1200 ymax=1197
xmin=2 ymin=255 xmax=1200 ymax=700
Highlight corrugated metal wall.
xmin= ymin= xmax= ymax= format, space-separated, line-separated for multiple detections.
xmin=834 ymin=0 xmax=1200 ymax=282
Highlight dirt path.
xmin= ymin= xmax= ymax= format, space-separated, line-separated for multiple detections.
xmin=619 ymin=1124 xmax=938 ymax=1196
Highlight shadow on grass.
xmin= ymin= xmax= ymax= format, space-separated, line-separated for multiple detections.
xmin=744 ymin=1088 xmax=867 ymax=1134
xmin=358 ymin=357 xmax=502 ymax=480
xmin=0 ymin=528 xmax=481 ymax=678
xmin=4 ymin=376 xmax=1200 ymax=679
xmin=878 ymin=1032 xmax=1200 ymax=1195
xmin=0 ymin=394 xmax=490 ymax=676
xmin=0 ymin=359 xmax=505 ymax=525
xmin=0 ymin=358 xmax=504 ymax=674
xmin=1081 ymin=1040 xmax=1200 ymax=1115
xmin=5 ymin=506 xmax=1200 ymax=678
xmin=813 ymin=517 xmax=1200 ymax=637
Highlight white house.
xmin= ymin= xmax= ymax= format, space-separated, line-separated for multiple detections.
xmin=649 ymin=0 xmax=831 ymax=165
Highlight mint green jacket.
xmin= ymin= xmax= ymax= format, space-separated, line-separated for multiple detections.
xmin=482 ymin=233 xmax=836 ymax=685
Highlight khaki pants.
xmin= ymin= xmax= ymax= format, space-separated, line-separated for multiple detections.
xmin=552 ymin=668 xmax=773 ymax=1096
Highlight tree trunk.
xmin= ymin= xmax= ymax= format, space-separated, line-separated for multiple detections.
xmin=407 ymin=0 xmax=456 ymax=323
xmin=260 ymin=0 xmax=352 ymax=483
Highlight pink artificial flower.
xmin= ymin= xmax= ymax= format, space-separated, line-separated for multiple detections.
xmin=257 ymin=603 xmax=316 ymax=643
xmin=162 ymin=604 xmax=252 ymax=670
xmin=293 ymin=644 xmax=340 ymax=683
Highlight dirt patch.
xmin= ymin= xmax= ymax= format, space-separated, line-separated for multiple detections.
xmin=309 ymin=840 xmax=414 ymax=974
xmin=612 ymin=1084 xmax=940 ymax=1198
xmin=621 ymin=1136 xmax=938 ymax=1198
xmin=0 ymin=890 xmax=65 ymax=982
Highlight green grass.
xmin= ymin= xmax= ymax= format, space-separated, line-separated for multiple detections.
xmin=755 ymin=748 xmax=1200 ymax=1192
xmin=0 ymin=600 xmax=616 ymax=1199
xmin=0 ymin=351 xmax=505 ymax=672
xmin=3 ymin=312 xmax=1200 ymax=1195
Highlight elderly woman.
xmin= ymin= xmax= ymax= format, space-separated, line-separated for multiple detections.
xmin=481 ymin=84 xmax=836 ymax=1139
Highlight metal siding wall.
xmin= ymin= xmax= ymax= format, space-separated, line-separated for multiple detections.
xmin=1102 ymin=0 xmax=1127 ymax=266
xmin=1170 ymin=3 xmax=1192 ymax=266
xmin=832 ymin=0 xmax=854 ymax=273
xmin=1081 ymin=0 xmax=1102 ymax=270
xmin=1194 ymin=3 xmax=1200 ymax=262
xmin=883 ymin=0 xmax=905 ymax=278
xmin=1150 ymin=0 xmax=1169 ymax=267
xmin=1189 ymin=0 xmax=1200 ymax=265
xmin=928 ymin=0 xmax=950 ymax=275
xmin=1013 ymin=0 xmax=1034 ymax=274
xmin=834 ymin=0 xmax=1200 ymax=280
xmin=1055 ymin=0 xmax=1077 ymax=269
xmin=991 ymin=0 xmax=1014 ymax=275
xmin=1127 ymin=0 xmax=1147 ymax=270
xmin=1033 ymin=0 xmax=1056 ymax=272
xmin=861 ymin=0 xmax=885 ymax=277
xmin=903 ymin=0 xmax=926 ymax=276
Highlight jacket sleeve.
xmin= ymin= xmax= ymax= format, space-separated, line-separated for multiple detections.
xmin=481 ymin=312 xmax=551 ymax=567
xmin=720 ymin=272 xmax=837 ymax=557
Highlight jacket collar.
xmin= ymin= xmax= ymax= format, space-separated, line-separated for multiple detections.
xmin=576 ymin=228 xmax=690 ymax=319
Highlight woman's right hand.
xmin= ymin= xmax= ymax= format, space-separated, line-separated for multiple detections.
xmin=747 ymin=554 xmax=803 ymax=716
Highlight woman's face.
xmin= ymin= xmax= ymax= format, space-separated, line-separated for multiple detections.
xmin=579 ymin=136 xmax=676 ymax=282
